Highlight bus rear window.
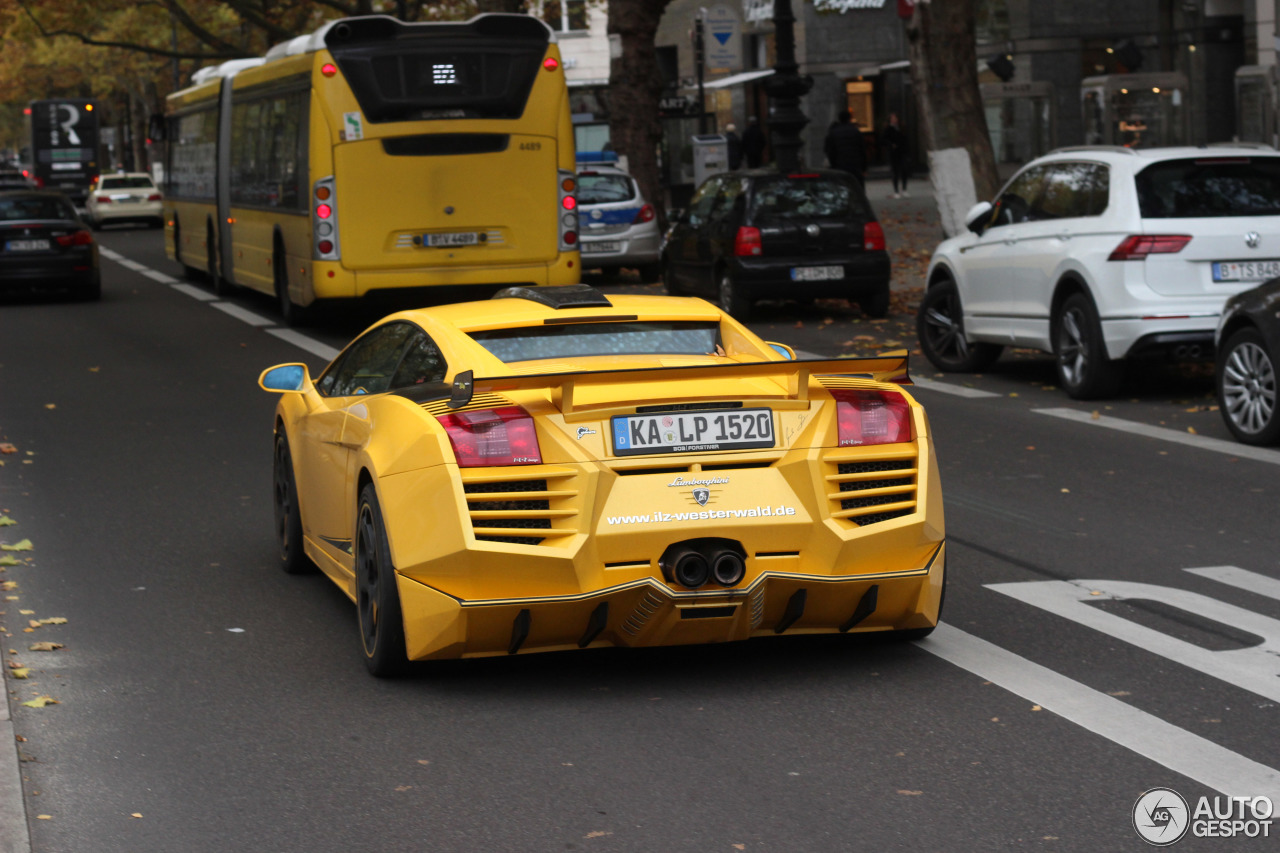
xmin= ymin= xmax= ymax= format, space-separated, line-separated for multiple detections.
xmin=470 ymin=322 xmax=721 ymax=363
xmin=328 ymin=18 xmax=550 ymax=122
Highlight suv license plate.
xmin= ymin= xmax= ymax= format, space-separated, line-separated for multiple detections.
xmin=1212 ymin=260 xmax=1280 ymax=282
xmin=581 ymin=241 xmax=622 ymax=254
xmin=425 ymin=231 xmax=480 ymax=248
xmin=791 ymin=265 xmax=844 ymax=281
xmin=612 ymin=408 xmax=775 ymax=456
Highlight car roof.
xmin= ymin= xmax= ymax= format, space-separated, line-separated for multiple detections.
xmin=1034 ymin=144 xmax=1280 ymax=167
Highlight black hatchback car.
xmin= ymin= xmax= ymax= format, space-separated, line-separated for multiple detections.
xmin=1215 ymin=278 xmax=1280 ymax=445
xmin=661 ymin=169 xmax=890 ymax=319
xmin=0 ymin=191 xmax=100 ymax=300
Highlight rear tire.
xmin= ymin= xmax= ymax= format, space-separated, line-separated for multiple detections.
xmin=1054 ymin=292 xmax=1123 ymax=400
xmin=356 ymin=484 xmax=408 ymax=677
xmin=916 ymin=278 xmax=1001 ymax=371
xmin=718 ymin=270 xmax=752 ymax=320
xmin=1217 ymin=326 xmax=1280 ymax=445
xmin=273 ymin=433 xmax=313 ymax=575
xmin=207 ymin=226 xmax=229 ymax=296
xmin=859 ymin=282 xmax=891 ymax=319
xmin=275 ymin=241 xmax=311 ymax=326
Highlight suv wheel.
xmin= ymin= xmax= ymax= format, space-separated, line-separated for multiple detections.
xmin=1217 ymin=326 xmax=1280 ymax=445
xmin=1054 ymin=292 xmax=1122 ymax=399
xmin=916 ymin=278 xmax=1001 ymax=372
xmin=718 ymin=270 xmax=751 ymax=320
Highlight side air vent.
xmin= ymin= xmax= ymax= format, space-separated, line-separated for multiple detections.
xmin=825 ymin=455 xmax=918 ymax=528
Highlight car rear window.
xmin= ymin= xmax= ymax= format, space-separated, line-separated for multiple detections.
xmin=470 ymin=322 xmax=720 ymax=363
xmin=748 ymin=176 xmax=868 ymax=221
xmin=577 ymin=174 xmax=635 ymax=204
xmin=1135 ymin=157 xmax=1280 ymax=218
xmin=0 ymin=196 xmax=75 ymax=221
xmin=100 ymin=177 xmax=155 ymax=190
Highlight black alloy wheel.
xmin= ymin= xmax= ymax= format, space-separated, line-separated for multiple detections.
xmin=273 ymin=433 xmax=313 ymax=575
xmin=916 ymin=278 xmax=1002 ymax=372
xmin=355 ymin=484 xmax=408 ymax=677
xmin=1217 ymin=326 xmax=1280 ymax=445
xmin=1054 ymin=292 xmax=1122 ymax=400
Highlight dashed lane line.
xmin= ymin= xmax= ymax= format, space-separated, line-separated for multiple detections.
xmin=909 ymin=376 xmax=1001 ymax=398
xmin=170 ymin=283 xmax=219 ymax=302
xmin=211 ymin=302 xmax=275 ymax=327
xmin=1035 ymin=407 xmax=1280 ymax=465
xmin=919 ymin=623 xmax=1280 ymax=802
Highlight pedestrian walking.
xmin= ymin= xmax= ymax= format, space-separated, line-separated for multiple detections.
xmin=823 ymin=109 xmax=866 ymax=183
xmin=883 ymin=112 xmax=910 ymax=198
xmin=725 ymin=123 xmax=743 ymax=170
xmin=742 ymin=116 xmax=767 ymax=168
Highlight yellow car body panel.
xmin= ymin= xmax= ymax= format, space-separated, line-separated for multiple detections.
xmin=262 ymin=289 xmax=946 ymax=664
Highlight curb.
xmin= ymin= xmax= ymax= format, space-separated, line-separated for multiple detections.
xmin=0 ymin=695 xmax=30 ymax=853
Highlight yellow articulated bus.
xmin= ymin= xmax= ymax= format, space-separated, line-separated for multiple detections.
xmin=162 ymin=14 xmax=580 ymax=324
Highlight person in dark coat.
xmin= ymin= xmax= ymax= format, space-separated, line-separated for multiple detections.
xmin=882 ymin=112 xmax=910 ymax=197
xmin=824 ymin=109 xmax=866 ymax=183
xmin=741 ymin=116 xmax=767 ymax=168
xmin=725 ymin=123 xmax=743 ymax=170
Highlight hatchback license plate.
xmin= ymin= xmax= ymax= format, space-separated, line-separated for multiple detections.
xmin=1212 ymin=260 xmax=1280 ymax=282
xmin=612 ymin=408 xmax=775 ymax=456
xmin=5 ymin=239 xmax=50 ymax=252
xmin=791 ymin=265 xmax=844 ymax=282
xmin=581 ymin=241 xmax=622 ymax=254
xmin=424 ymin=231 xmax=479 ymax=248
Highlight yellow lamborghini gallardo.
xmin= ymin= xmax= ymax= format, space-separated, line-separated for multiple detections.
xmin=260 ymin=285 xmax=945 ymax=675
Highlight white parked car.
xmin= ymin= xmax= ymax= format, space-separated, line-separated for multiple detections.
xmin=85 ymin=172 xmax=163 ymax=230
xmin=916 ymin=145 xmax=1280 ymax=398
xmin=576 ymin=166 xmax=661 ymax=282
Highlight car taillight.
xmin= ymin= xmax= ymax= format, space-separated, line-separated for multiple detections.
xmin=95 ymin=196 xmax=112 ymax=204
xmin=633 ymin=203 xmax=656 ymax=224
xmin=1108 ymin=234 xmax=1192 ymax=260
xmin=147 ymin=193 xmax=162 ymax=202
xmin=830 ymin=389 xmax=912 ymax=446
xmin=56 ymin=230 xmax=94 ymax=247
xmin=863 ymin=221 xmax=886 ymax=251
xmin=437 ymin=406 xmax=542 ymax=467
xmin=734 ymin=226 xmax=762 ymax=257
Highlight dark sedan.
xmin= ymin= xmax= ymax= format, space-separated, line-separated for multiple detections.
xmin=661 ymin=169 xmax=890 ymax=319
xmin=1216 ymin=278 xmax=1280 ymax=445
xmin=0 ymin=191 xmax=100 ymax=300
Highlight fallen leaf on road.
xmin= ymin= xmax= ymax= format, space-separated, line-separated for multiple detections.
xmin=0 ymin=444 xmax=15 ymax=454
xmin=28 ymin=642 xmax=63 ymax=652
xmin=584 ymin=831 xmax=612 ymax=839
xmin=36 ymin=814 xmax=51 ymax=820
xmin=0 ymin=556 xmax=20 ymax=566
xmin=19 ymin=609 xmax=33 ymax=615
xmin=1030 ymin=705 xmax=1042 ymax=711
xmin=38 ymin=617 xmax=66 ymax=625
xmin=1109 ymin=690 xmax=1131 ymax=696
xmin=21 ymin=696 xmax=58 ymax=708
xmin=897 ymin=790 xmax=924 ymax=796
xmin=0 ymin=516 xmax=14 ymax=526
xmin=11 ymin=667 xmax=29 ymax=679
xmin=1 ymin=540 xmax=33 ymax=552
xmin=131 ymin=813 xmax=143 ymax=818
xmin=1187 ymin=427 xmax=1197 ymax=434
xmin=44 ymin=404 xmax=55 ymax=410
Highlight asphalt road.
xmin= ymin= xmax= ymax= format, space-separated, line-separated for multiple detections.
xmin=1 ymin=227 xmax=1278 ymax=852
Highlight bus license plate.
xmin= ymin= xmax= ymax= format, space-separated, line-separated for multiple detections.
xmin=581 ymin=241 xmax=621 ymax=254
xmin=1212 ymin=260 xmax=1280 ymax=282
xmin=6 ymin=239 xmax=50 ymax=252
xmin=611 ymin=408 xmax=775 ymax=456
xmin=791 ymin=265 xmax=844 ymax=281
xmin=425 ymin=231 xmax=479 ymax=248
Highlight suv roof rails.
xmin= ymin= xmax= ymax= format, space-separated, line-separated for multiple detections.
xmin=492 ymin=284 xmax=613 ymax=309
xmin=1047 ymin=145 xmax=1138 ymax=156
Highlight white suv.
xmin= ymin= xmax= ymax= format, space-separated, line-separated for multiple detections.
xmin=916 ymin=145 xmax=1280 ymax=398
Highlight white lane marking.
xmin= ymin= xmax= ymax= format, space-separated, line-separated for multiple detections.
xmin=986 ymin=578 xmax=1280 ymax=703
xmin=115 ymin=258 xmax=148 ymax=272
xmin=909 ymin=376 xmax=1001 ymax=398
xmin=919 ymin=623 xmax=1280 ymax=801
xmin=1187 ymin=565 xmax=1280 ymax=602
xmin=170 ymin=283 xmax=219 ymax=302
xmin=211 ymin=302 xmax=275 ymax=328
xmin=1034 ymin=407 xmax=1280 ymax=465
xmin=142 ymin=269 xmax=178 ymax=284
xmin=98 ymin=247 xmax=123 ymax=261
xmin=267 ymin=328 xmax=341 ymax=362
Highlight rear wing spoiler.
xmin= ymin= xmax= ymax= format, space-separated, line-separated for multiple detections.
xmin=447 ymin=355 xmax=910 ymax=415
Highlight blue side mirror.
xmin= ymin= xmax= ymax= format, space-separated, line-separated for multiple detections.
xmin=259 ymin=363 xmax=309 ymax=393
xmin=767 ymin=342 xmax=796 ymax=360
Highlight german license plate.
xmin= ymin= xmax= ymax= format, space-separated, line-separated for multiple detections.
xmin=791 ymin=265 xmax=844 ymax=281
xmin=611 ymin=408 xmax=775 ymax=456
xmin=1212 ymin=260 xmax=1280 ymax=282
xmin=424 ymin=231 xmax=479 ymax=248
xmin=581 ymin=241 xmax=622 ymax=254
xmin=5 ymin=239 xmax=50 ymax=252
xmin=112 ymin=195 xmax=141 ymax=203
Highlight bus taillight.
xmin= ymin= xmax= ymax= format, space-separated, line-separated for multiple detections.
xmin=557 ymin=169 xmax=578 ymax=254
xmin=312 ymin=177 xmax=340 ymax=261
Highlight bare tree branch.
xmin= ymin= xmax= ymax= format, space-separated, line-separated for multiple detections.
xmin=17 ymin=1 xmax=247 ymax=60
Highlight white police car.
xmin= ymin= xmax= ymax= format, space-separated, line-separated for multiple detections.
xmin=577 ymin=166 xmax=662 ymax=282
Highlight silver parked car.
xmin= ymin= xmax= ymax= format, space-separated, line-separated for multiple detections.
xmin=576 ymin=166 xmax=661 ymax=282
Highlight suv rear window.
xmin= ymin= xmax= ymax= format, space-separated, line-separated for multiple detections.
xmin=1136 ymin=157 xmax=1280 ymax=218
xmin=470 ymin=322 xmax=720 ymax=363
xmin=748 ymin=176 xmax=868 ymax=221
xmin=577 ymin=174 xmax=635 ymax=204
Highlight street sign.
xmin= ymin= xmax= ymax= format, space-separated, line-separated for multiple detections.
xmin=703 ymin=3 xmax=742 ymax=72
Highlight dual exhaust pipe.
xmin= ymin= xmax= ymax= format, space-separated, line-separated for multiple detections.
xmin=659 ymin=539 xmax=746 ymax=589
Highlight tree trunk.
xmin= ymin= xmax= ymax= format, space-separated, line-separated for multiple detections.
xmin=905 ymin=0 xmax=1000 ymax=237
xmin=607 ymin=0 xmax=675 ymax=228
